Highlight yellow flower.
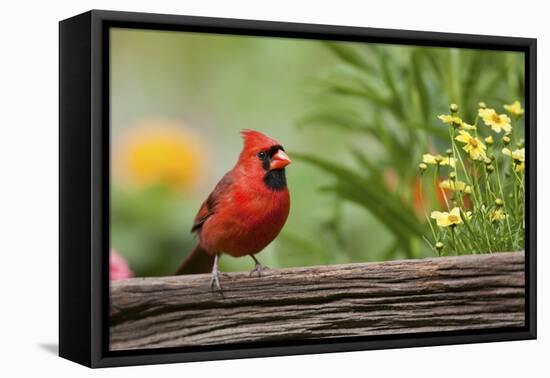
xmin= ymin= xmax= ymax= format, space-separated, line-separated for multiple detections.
xmin=438 ymin=114 xmax=462 ymax=127
xmin=502 ymin=147 xmax=525 ymax=162
xmin=460 ymin=122 xmax=477 ymax=131
xmin=438 ymin=114 xmax=476 ymax=131
xmin=502 ymin=147 xmax=525 ymax=173
xmin=504 ymin=101 xmax=524 ymax=117
xmin=438 ymin=114 xmax=459 ymax=124
xmin=431 ymin=207 xmax=464 ymax=227
xmin=489 ymin=208 xmax=507 ymax=223
xmin=455 ymin=130 xmax=487 ymax=160
xmin=440 ymin=179 xmax=472 ymax=194
xmin=422 ymin=153 xmax=456 ymax=167
xmin=514 ymin=163 xmax=524 ymax=173
xmin=478 ymin=108 xmax=512 ymax=134
xmin=115 ymin=119 xmax=207 ymax=191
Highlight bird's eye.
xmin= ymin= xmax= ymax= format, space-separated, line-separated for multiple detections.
xmin=257 ymin=151 xmax=267 ymax=160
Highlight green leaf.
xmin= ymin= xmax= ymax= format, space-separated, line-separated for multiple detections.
xmin=409 ymin=121 xmax=448 ymax=141
xmin=293 ymin=153 xmax=424 ymax=238
xmin=312 ymin=78 xmax=391 ymax=108
xmin=411 ymin=51 xmax=431 ymax=124
xmin=323 ymin=41 xmax=375 ymax=73
xmin=379 ymin=55 xmax=405 ymax=118
xmin=422 ymin=48 xmax=444 ymax=79
xmin=350 ymin=148 xmax=381 ymax=178
xmin=297 ymin=112 xmax=375 ymax=134
xmin=462 ymin=51 xmax=485 ymax=105
xmin=328 ymin=183 xmax=415 ymax=258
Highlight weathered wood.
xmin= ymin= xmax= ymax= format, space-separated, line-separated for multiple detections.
xmin=110 ymin=252 xmax=525 ymax=350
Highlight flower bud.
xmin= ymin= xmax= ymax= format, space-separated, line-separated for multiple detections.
xmin=495 ymin=198 xmax=504 ymax=207
xmin=484 ymin=135 xmax=494 ymax=145
xmin=483 ymin=157 xmax=492 ymax=165
xmin=486 ymin=164 xmax=495 ymax=173
xmin=503 ymin=135 xmax=511 ymax=145
xmin=464 ymin=186 xmax=472 ymax=194
xmin=435 ymin=242 xmax=444 ymax=251
xmin=449 ymin=103 xmax=459 ymax=113
xmin=419 ymin=163 xmax=428 ymax=173
xmin=517 ymin=138 xmax=525 ymax=148
xmin=478 ymin=102 xmax=487 ymax=109
xmin=449 ymin=171 xmax=457 ymax=180
xmin=445 ymin=148 xmax=453 ymax=157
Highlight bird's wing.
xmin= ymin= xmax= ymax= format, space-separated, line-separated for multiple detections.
xmin=191 ymin=172 xmax=233 ymax=233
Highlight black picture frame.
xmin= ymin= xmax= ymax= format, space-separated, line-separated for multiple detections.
xmin=59 ymin=9 xmax=537 ymax=368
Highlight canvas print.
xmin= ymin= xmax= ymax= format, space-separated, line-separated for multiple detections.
xmin=109 ymin=28 xmax=526 ymax=351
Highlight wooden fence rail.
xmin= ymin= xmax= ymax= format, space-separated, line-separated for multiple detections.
xmin=110 ymin=252 xmax=525 ymax=350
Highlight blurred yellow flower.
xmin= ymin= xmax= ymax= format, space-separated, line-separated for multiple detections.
xmin=478 ymin=108 xmax=512 ymax=134
xmin=455 ymin=130 xmax=487 ymax=160
xmin=431 ymin=207 xmax=463 ymax=227
xmin=115 ymin=119 xmax=207 ymax=191
xmin=440 ymin=179 xmax=471 ymax=193
xmin=502 ymin=147 xmax=525 ymax=173
xmin=438 ymin=114 xmax=458 ymax=124
xmin=460 ymin=122 xmax=476 ymax=131
xmin=438 ymin=114 xmax=476 ymax=131
xmin=438 ymin=114 xmax=462 ymax=127
xmin=502 ymin=147 xmax=525 ymax=162
xmin=504 ymin=101 xmax=524 ymax=117
xmin=489 ymin=208 xmax=507 ymax=223
xmin=422 ymin=153 xmax=456 ymax=167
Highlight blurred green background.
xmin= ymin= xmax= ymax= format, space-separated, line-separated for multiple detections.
xmin=110 ymin=28 xmax=524 ymax=277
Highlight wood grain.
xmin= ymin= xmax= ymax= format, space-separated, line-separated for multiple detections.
xmin=110 ymin=252 xmax=525 ymax=350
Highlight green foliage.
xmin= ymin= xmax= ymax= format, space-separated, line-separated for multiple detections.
xmin=424 ymin=104 xmax=525 ymax=255
xmin=291 ymin=152 xmax=423 ymax=258
xmin=111 ymin=185 xmax=197 ymax=276
xmin=296 ymin=41 xmax=524 ymax=257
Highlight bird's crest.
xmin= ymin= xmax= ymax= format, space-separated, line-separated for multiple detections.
xmin=240 ymin=129 xmax=280 ymax=151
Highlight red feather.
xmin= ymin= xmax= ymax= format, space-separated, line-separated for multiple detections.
xmin=176 ymin=130 xmax=290 ymax=274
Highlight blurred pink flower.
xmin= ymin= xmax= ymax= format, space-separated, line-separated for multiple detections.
xmin=110 ymin=249 xmax=134 ymax=280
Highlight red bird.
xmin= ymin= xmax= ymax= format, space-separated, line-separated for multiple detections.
xmin=175 ymin=129 xmax=291 ymax=291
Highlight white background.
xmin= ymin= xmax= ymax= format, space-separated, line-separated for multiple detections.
xmin=0 ymin=0 xmax=547 ymax=376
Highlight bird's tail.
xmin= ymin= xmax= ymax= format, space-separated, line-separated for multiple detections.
xmin=175 ymin=244 xmax=215 ymax=275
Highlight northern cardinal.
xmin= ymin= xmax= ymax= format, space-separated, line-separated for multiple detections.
xmin=175 ymin=129 xmax=291 ymax=292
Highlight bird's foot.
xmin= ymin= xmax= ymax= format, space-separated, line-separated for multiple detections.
xmin=249 ymin=263 xmax=270 ymax=277
xmin=209 ymin=269 xmax=224 ymax=295
xmin=209 ymin=254 xmax=224 ymax=296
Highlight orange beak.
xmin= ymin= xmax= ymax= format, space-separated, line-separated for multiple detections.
xmin=270 ymin=150 xmax=291 ymax=170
